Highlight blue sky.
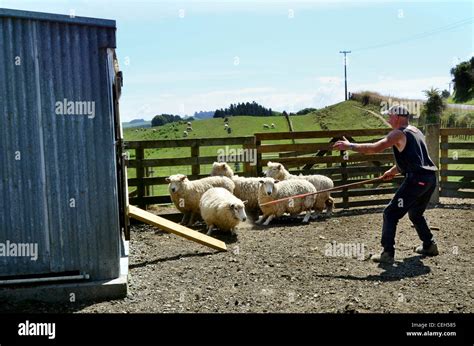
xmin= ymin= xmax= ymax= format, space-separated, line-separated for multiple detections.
xmin=2 ymin=0 xmax=473 ymax=121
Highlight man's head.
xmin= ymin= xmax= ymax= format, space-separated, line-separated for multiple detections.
xmin=382 ymin=105 xmax=410 ymax=129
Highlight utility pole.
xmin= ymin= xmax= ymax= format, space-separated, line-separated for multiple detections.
xmin=339 ymin=50 xmax=351 ymax=100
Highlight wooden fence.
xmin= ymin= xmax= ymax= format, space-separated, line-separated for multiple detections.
xmin=125 ymin=127 xmax=474 ymax=210
xmin=439 ymin=128 xmax=474 ymax=198
xmin=255 ymin=128 xmax=400 ymax=209
xmin=125 ymin=137 xmax=256 ymax=209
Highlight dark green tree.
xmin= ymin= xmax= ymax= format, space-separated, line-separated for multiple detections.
xmin=450 ymin=57 xmax=474 ymax=102
xmin=421 ymin=88 xmax=446 ymax=125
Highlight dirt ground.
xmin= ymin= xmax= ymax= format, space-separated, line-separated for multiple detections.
xmin=1 ymin=197 xmax=472 ymax=313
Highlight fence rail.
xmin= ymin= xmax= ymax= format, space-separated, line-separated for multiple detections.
xmin=125 ymin=136 xmax=256 ymax=208
xmin=439 ymin=128 xmax=474 ymax=199
xmin=125 ymin=126 xmax=474 ymax=210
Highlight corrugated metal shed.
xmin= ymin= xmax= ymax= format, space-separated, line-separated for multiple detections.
xmin=0 ymin=8 xmax=124 ymax=281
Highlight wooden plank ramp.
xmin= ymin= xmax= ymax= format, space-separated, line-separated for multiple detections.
xmin=128 ymin=205 xmax=227 ymax=252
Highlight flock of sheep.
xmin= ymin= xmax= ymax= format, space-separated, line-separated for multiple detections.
xmin=166 ymin=162 xmax=334 ymax=236
xmin=183 ymin=121 xmax=193 ymax=137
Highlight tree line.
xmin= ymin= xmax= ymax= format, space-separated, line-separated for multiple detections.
xmin=151 ymin=114 xmax=193 ymax=127
xmin=213 ymin=101 xmax=273 ymax=118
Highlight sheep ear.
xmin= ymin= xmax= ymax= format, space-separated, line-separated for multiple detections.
xmin=165 ymin=178 xmax=170 ymax=182
xmin=277 ymin=164 xmax=282 ymax=169
xmin=267 ymin=161 xmax=272 ymax=166
xmin=259 ymin=180 xmax=264 ymax=184
xmin=274 ymin=180 xmax=280 ymax=184
xmin=221 ymin=163 xmax=226 ymax=167
xmin=243 ymin=200 xmax=248 ymax=205
xmin=229 ymin=203 xmax=235 ymax=209
xmin=180 ymin=175 xmax=187 ymax=181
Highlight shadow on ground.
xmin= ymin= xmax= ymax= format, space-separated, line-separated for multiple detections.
xmin=315 ymin=255 xmax=431 ymax=282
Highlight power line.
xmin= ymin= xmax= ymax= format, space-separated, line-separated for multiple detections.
xmin=352 ymin=17 xmax=473 ymax=52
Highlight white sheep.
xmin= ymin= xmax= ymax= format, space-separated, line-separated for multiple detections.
xmin=265 ymin=161 xmax=334 ymax=216
xmin=200 ymin=187 xmax=247 ymax=236
xmin=211 ymin=162 xmax=234 ymax=177
xmin=166 ymin=174 xmax=235 ymax=226
xmin=256 ymin=178 xmax=316 ymax=225
xmin=224 ymin=123 xmax=229 ymax=129
xmin=187 ymin=121 xmax=192 ymax=126
xmin=186 ymin=126 xmax=193 ymax=132
xmin=271 ymin=123 xmax=275 ymax=129
xmin=263 ymin=124 xmax=270 ymax=129
xmin=210 ymin=162 xmax=261 ymax=216
xmin=183 ymin=130 xmax=188 ymax=137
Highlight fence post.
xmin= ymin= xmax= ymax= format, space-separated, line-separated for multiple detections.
xmin=440 ymin=134 xmax=448 ymax=183
xmin=145 ymin=167 xmax=151 ymax=197
xmin=243 ymin=137 xmax=257 ymax=177
xmin=340 ymin=150 xmax=349 ymax=209
xmin=191 ymin=142 xmax=200 ymax=178
xmin=256 ymin=136 xmax=263 ymax=176
xmin=425 ymin=123 xmax=440 ymax=205
xmin=135 ymin=146 xmax=146 ymax=210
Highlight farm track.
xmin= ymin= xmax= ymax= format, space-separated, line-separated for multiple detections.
xmin=1 ymin=197 xmax=472 ymax=313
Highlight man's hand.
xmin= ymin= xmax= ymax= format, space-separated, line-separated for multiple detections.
xmin=381 ymin=168 xmax=398 ymax=181
xmin=333 ymin=136 xmax=351 ymax=151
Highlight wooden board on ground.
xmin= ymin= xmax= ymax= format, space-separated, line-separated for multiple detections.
xmin=128 ymin=205 xmax=227 ymax=252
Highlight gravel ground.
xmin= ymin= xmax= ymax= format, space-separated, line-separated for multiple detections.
xmin=1 ymin=197 xmax=473 ymax=313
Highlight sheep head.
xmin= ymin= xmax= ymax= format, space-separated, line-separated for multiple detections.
xmin=265 ymin=161 xmax=285 ymax=180
xmin=228 ymin=202 xmax=247 ymax=222
xmin=167 ymin=174 xmax=188 ymax=193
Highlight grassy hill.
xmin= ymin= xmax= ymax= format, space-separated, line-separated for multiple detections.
xmin=123 ymin=100 xmax=388 ymax=142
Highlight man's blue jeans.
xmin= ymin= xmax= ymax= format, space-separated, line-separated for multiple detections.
xmin=382 ymin=172 xmax=437 ymax=255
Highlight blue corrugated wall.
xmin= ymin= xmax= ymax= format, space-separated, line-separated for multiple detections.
xmin=0 ymin=9 xmax=121 ymax=280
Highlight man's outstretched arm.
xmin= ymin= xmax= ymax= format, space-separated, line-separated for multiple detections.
xmin=333 ymin=130 xmax=404 ymax=154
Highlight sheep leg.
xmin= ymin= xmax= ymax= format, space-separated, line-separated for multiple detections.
xmin=255 ymin=215 xmax=267 ymax=225
xmin=187 ymin=213 xmax=196 ymax=226
xmin=325 ymin=197 xmax=334 ymax=215
xmin=206 ymin=225 xmax=215 ymax=236
xmin=230 ymin=227 xmax=237 ymax=236
xmin=262 ymin=214 xmax=275 ymax=226
xmin=180 ymin=213 xmax=190 ymax=225
xmin=302 ymin=211 xmax=311 ymax=223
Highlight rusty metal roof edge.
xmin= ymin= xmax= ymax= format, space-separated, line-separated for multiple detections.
xmin=0 ymin=7 xmax=116 ymax=28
